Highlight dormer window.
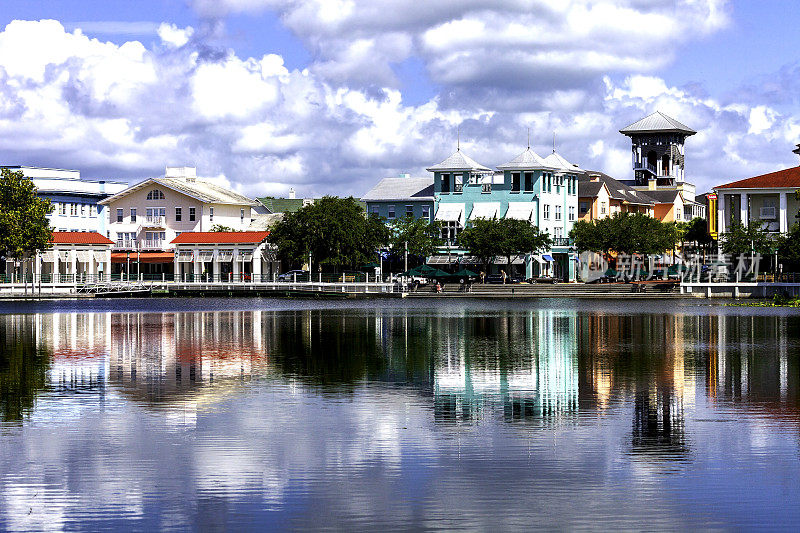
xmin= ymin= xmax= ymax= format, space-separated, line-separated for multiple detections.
xmin=147 ymin=189 xmax=165 ymax=200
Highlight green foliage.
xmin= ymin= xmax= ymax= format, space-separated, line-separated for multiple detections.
xmin=210 ymin=224 xmax=237 ymax=232
xmin=569 ymin=212 xmax=679 ymax=256
xmin=777 ymin=223 xmax=800 ymax=271
xmin=0 ymin=318 xmax=50 ymax=422
xmin=388 ymin=216 xmax=441 ymax=261
xmin=456 ymin=218 xmax=551 ymax=268
xmin=720 ymin=221 xmax=775 ymax=257
xmin=270 ymin=196 xmax=390 ymax=270
xmin=683 ymin=217 xmax=713 ymax=248
xmin=0 ymin=168 xmax=53 ymax=260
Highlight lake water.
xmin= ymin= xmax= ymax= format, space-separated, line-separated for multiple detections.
xmin=0 ymin=298 xmax=798 ymax=531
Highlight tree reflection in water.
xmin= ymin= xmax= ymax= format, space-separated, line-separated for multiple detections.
xmin=0 ymin=315 xmax=51 ymax=422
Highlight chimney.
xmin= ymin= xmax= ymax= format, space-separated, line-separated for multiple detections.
xmin=166 ymin=166 xmax=196 ymax=180
xmin=588 ymin=173 xmax=600 ymax=182
xmin=793 ymin=144 xmax=800 ymax=162
xmin=289 ymin=187 xmax=296 ymax=199
xmin=398 ymin=172 xmax=411 ymax=178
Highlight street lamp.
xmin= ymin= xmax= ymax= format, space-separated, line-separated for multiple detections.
xmin=126 ymin=251 xmax=130 ymax=282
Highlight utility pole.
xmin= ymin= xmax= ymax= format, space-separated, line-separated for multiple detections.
xmin=404 ymin=241 xmax=408 ymax=273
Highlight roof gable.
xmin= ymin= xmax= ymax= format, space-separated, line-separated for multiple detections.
xmin=51 ymin=232 xmax=114 ymax=245
xmin=543 ymin=151 xmax=583 ymax=172
xmin=619 ymin=111 xmax=696 ymax=136
xmin=715 ymin=166 xmax=800 ymax=190
xmin=426 ymin=150 xmax=491 ymax=172
xmin=361 ymin=177 xmax=434 ymax=201
xmin=100 ymin=177 xmax=257 ymax=206
xmin=497 ymin=148 xmax=555 ymax=170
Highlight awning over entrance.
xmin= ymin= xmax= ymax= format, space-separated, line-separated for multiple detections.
xmin=198 ymin=250 xmax=214 ymax=262
xmin=435 ymin=203 xmax=465 ymax=226
xmin=469 ymin=202 xmax=501 ymax=221
xmin=40 ymin=251 xmax=54 ymax=262
xmin=75 ymin=251 xmax=92 ymax=263
xmin=542 ymin=254 xmax=555 ymax=262
xmin=111 ymin=252 xmax=175 ymax=264
xmin=217 ymin=250 xmax=234 ymax=261
xmin=93 ymin=251 xmax=106 ymax=263
xmin=505 ymin=202 xmax=535 ymax=221
xmin=177 ymin=251 xmax=194 ymax=262
xmin=428 ymin=255 xmax=457 ymax=265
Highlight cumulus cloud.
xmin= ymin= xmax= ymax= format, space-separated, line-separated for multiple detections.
xmin=0 ymin=2 xmax=798 ymax=199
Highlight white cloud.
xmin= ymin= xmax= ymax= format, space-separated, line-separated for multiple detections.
xmin=157 ymin=22 xmax=193 ymax=47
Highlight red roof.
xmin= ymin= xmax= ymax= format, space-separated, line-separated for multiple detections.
xmin=716 ymin=166 xmax=800 ymax=189
xmin=111 ymin=252 xmax=174 ymax=263
xmin=51 ymin=232 xmax=114 ymax=245
xmin=171 ymin=231 xmax=270 ymax=245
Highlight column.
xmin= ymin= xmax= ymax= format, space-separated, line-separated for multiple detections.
xmin=70 ymin=250 xmax=77 ymax=281
xmin=173 ymin=252 xmax=179 ymax=283
xmin=233 ymin=247 xmax=240 ymax=281
xmin=35 ymin=253 xmax=41 ymax=285
xmin=779 ymin=192 xmax=788 ymax=233
xmin=253 ymin=246 xmax=262 ymax=281
xmin=53 ymin=248 xmax=60 ymax=283
xmin=717 ymin=195 xmax=726 ymax=234
xmin=193 ymin=248 xmax=201 ymax=280
xmin=739 ymin=193 xmax=748 ymax=227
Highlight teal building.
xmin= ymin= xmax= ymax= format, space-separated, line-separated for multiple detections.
xmin=362 ymin=145 xmax=580 ymax=281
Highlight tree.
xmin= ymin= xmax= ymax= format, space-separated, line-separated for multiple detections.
xmin=388 ymin=216 xmax=441 ymax=267
xmin=456 ymin=218 xmax=551 ymax=272
xmin=569 ymin=213 xmax=679 ymax=258
xmin=0 ymin=168 xmax=53 ymax=262
xmin=210 ymin=224 xmax=236 ymax=232
xmin=720 ymin=221 xmax=774 ymax=257
xmin=777 ymin=223 xmax=800 ymax=272
xmin=269 ymin=196 xmax=390 ymax=271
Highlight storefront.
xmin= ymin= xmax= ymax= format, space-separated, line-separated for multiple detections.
xmin=171 ymin=231 xmax=279 ymax=282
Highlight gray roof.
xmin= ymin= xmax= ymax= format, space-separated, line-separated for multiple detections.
xmin=497 ymin=148 xmax=556 ymax=170
xmin=619 ymin=111 xmax=696 ymax=136
xmin=361 ymin=177 xmax=434 ymax=202
xmin=579 ymin=172 xmax=656 ymax=206
xmin=543 ymin=151 xmax=583 ymax=172
xmin=100 ymin=176 xmax=258 ymax=206
xmin=426 ymin=150 xmax=491 ymax=172
xmin=248 ymin=212 xmax=284 ymax=230
xmin=641 ymin=189 xmax=681 ymax=204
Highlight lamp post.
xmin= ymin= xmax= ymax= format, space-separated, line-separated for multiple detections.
xmin=404 ymin=240 xmax=408 ymax=274
xmin=126 ymin=251 xmax=130 ymax=282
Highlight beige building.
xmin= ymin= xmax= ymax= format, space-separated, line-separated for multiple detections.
xmin=99 ymin=167 xmax=260 ymax=278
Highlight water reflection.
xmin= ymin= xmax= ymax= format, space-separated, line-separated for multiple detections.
xmin=0 ymin=304 xmax=798 ymax=529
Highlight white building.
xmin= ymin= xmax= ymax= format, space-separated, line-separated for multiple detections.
xmin=99 ymin=167 xmax=260 ymax=278
xmin=171 ymin=231 xmax=279 ymax=282
xmin=2 ymin=165 xmax=127 ymax=234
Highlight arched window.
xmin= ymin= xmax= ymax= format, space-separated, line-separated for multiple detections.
xmin=147 ymin=189 xmax=165 ymax=200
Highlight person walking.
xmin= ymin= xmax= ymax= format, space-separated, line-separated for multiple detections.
xmin=501 ymin=269 xmax=507 ymax=284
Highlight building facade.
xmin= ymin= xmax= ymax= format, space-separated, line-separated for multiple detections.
xmin=714 ymin=161 xmax=800 ymax=236
xmin=578 ymin=172 xmax=655 ymax=221
xmin=362 ymin=176 xmax=435 ymax=222
xmin=2 ymin=166 xmax=127 ymax=234
xmin=100 ymin=167 xmax=259 ymax=278
xmin=171 ymin=231 xmax=279 ymax=282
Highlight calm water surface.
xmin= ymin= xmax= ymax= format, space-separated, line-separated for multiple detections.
xmin=0 ymin=298 xmax=798 ymax=531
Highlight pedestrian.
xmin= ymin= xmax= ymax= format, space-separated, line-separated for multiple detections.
xmin=501 ymin=269 xmax=507 ymax=284
xmin=435 ymin=281 xmax=442 ymax=293
xmin=480 ymin=271 xmax=485 ymax=284
xmin=459 ymin=278 xmax=465 ymax=292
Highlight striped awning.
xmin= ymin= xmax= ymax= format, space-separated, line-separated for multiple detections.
xmin=40 ymin=251 xmax=55 ymax=262
xmin=428 ymin=255 xmax=456 ymax=265
xmin=469 ymin=202 xmax=501 ymax=220
xmin=75 ymin=251 xmax=92 ymax=263
xmin=93 ymin=251 xmax=107 ymax=263
xmin=177 ymin=251 xmax=194 ymax=262
xmin=198 ymin=250 xmax=214 ymax=262
xmin=505 ymin=202 xmax=535 ymax=221
xmin=435 ymin=203 xmax=465 ymax=226
xmin=239 ymin=250 xmax=254 ymax=261
xmin=217 ymin=250 xmax=234 ymax=261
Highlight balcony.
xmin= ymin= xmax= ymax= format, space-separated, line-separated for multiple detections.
xmin=142 ymin=215 xmax=166 ymax=228
xmin=551 ymin=237 xmax=573 ymax=247
xmin=114 ymin=239 xmax=137 ymax=250
xmin=142 ymin=239 xmax=166 ymax=250
xmin=633 ymin=161 xmax=657 ymax=175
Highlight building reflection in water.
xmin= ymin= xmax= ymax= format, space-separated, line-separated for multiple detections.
xmin=431 ymin=309 xmax=579 ymax=426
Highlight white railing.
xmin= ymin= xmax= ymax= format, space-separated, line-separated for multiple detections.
xmin=142 ymin=239 xmax=165 ymax=249
xmin=115 ymin=239 xmax=137 ymax=249
xmin=144 ymin=215 xmax=166 ymax=226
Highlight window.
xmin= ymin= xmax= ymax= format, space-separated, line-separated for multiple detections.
xmin=554 ymin=227 xmax=563 ymax=238
xmin=600 ymin=202 xmax=607 ymax=215
xmin=146 ymin=189 xmax=165 ymax=200
xmin=555 ymin=205 xmax=562 ymax=221
xmin=454 ymin=173 xmax=463 ymax=193
xmin=89 ymin=204 xmax=95 ymax=217
xmin=240 ymin=208 xmax=245 ymax=222
xmin=422 ymin=205 xmax=430 ymax=220
xmin=370 ymin=205 xmax=379 ymax=216
xmin=175 ymin=207 xmax=182 ymax=222
xmin=579 ymin=202 xmax=588 ymax=215
xmin=80 ymin=204 xmax=86 ymax=216
xmin=59 ymin=203 xmax=66 ymax=216
xmin=524 ymin=172 xmax=533 ymax=192
xmin=568 ymin=206 xmax=575 ymax=221
xmin=388 ymin=205 xmax=396 ymax=219
xmin=405 ymin=205 xmax=414 ymax=217
xmin=511 ymin=172 xmax=520 ymax=192
xmin=543 ymin=204 xmax=550 ymax=220
xmin=70 ymin=203 xmax=77 ymax=216
xmin=130 ymin=208 xmax=137 ymax=223
xmin=482 ymin=183 xmax=492 ymax=193
xmin=116 ymin=208 xmax=123 ymax=223
xmin=468 ymin=173 xmax=478 ymax=185
xmin=209 ymin=206 xmax=214 ymax=222
xmin=441 ymin=173 xmax=450 ymax=193
xmin=189 ymin=207 xmax=196 ymax=222
xmin=146 ymin=207 xmax=165 ymax=221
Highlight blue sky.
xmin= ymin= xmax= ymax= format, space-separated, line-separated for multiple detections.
xmin=0 ymin=0 xmax=798 ymax=196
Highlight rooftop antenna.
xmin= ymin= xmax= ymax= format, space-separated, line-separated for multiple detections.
xmin=457 ymin=125 xmax=460 ymax=151
xmin=552 ymin=131 xmax=556 ymax=153
xmin=527 ymin=127 xmax=530 ymax=150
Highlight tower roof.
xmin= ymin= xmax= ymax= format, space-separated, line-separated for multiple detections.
xmin=497 ymin=148 xmax=556 ymax=170
xmin=619 ymin=111 xmax=696 ymax=136
xmin=543 ymin=151 xmax=583 ymax=172
xmin=426 ymin=150 xmax=491 ymax=172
